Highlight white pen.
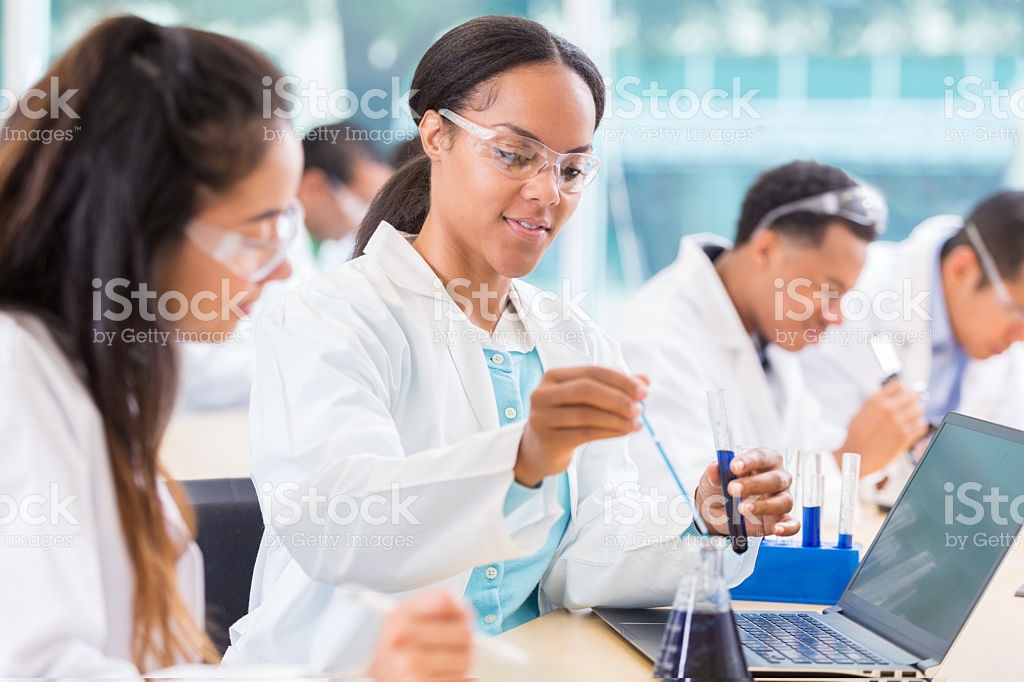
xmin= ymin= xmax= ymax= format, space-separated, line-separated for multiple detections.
xmin=341 ymin=585 xmax=531 ymax=667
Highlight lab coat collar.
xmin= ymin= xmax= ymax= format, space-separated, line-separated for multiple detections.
xmin=892 ymin=215 xmax=964 ymax=382
xmin=363 ymin=221 xmax=591 ymax=429
xmin=362 ymin=221 xmax=444 ymax=298
xmin=676 ymin=235 xmax=752 ymax=354
xmin=675 ymin=235 xmax=789 ymax=436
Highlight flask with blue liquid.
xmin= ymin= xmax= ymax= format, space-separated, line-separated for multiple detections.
xmin=653 ymin=540 xmax=752 ymax=681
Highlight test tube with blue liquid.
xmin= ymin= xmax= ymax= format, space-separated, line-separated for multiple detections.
xmin=801 ymin=451 xmax=824 ymax=548
xmin=837 ymin=452 xmax=861 ymax=549
xmin=707 ymin=390 xmax=747 ymax=554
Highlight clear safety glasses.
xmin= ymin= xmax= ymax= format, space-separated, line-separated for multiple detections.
xmin=751 ymin=185 xmax=889 ymax=237
xmin=438 ymin=108 xmax=601 ymax=194
xmin=186 ymin=199 xmax=303 ymax=283
xmin=965 ymin=221 xmax=1024 ymax=323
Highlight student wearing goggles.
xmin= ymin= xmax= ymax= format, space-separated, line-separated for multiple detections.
xmin=801 ymin=191 xmax=1024 ymax=510
xmin=614 ymin=161 xmax=925 ymax=527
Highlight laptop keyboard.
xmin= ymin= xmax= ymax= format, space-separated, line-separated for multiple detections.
xmin=736 ymin=613 xmax=890 ymax=666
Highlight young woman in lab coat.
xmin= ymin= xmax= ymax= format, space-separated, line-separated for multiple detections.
xmin=230 ymin=14 xmax=798 ymax=668
xmin=0 ymin=16 xmax=471 ymax=679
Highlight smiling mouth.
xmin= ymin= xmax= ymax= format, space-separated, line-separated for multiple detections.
xmin=504 ymin=217 xmax=551 ymax=242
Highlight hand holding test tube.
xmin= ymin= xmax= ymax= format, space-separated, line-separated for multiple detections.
xmin=707 ymin=390 xmax=748 ymax=554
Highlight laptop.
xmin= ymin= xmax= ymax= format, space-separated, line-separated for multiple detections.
xmin=596 ymin=412 xmax=1024 ymax=678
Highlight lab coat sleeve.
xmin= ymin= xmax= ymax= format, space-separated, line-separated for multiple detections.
xmin=0 ymin=356 xmax=142 ymax=678
xmin=249 ymin=290 xmax=561 ymax=592
xmin=540 ymin=332 xmax=760 ymax=610
xmin=798 ymin=335 xmax=877 ymax=443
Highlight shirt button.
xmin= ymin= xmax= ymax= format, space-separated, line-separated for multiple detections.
xmin=485 ymin=566 xmax=498 ymax=580
xmin=504 ymin=407 xmax=517 ymax=420
xmin=491 ymin=353 xmax=504 ymax=365
xmin=484 ymin=614 xmax=498 ymax=625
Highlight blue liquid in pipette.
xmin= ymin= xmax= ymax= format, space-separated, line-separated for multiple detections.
xmin=837 ymin=533 xmax=853 ymax=549
xmin=716 ymin=450 xmax=748 ymax=554
xmin=802 ymin=506 xmax=821 ymax=548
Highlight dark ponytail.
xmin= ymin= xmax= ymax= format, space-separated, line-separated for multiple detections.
xmin=351 ymin=14 xmax=605 ymax=258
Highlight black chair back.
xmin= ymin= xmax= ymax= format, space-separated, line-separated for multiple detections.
xmin=182 ymin=477 xmax=264 ymax=655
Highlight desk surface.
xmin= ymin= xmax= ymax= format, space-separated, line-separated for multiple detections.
xmin=482 ymin=507 xmax=1024 ymax=681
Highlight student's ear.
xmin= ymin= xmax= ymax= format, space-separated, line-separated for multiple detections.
xmin=749 ymin=228 xmax=782 ymax=268
xmin=300 ymin=167 xmax=329 ymax=194
xmin=418 ymin=110 xmax=447 ymax=162
xmin=945 ymin=244 xmax=982 ymax=289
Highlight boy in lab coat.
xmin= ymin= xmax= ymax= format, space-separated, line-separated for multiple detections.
xmin=800 ymin=191 xmax=1024 ymax=504
xmin=613 ymin=161 xmax=929 ymax=514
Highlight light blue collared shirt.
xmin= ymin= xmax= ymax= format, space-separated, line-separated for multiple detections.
xmin=464 ymin=346 xmax=572 ymax=635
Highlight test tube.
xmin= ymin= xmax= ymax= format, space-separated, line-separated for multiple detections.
xmin=801 ymin=451 xmax=824 ymax=548
xmin=707 ymin=390 xmax=747 ymax=554
xmin=781 ymin=448 xmax=801 ymax=545
xmin=837 ymin=452 xmax=861 ymax=549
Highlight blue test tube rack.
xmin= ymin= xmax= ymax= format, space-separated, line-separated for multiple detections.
xmin=729 ymin=539 xmax=861 ymax=604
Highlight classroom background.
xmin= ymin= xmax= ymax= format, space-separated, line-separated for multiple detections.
xmin=3 ymin=0 xmax=1021 ymax=320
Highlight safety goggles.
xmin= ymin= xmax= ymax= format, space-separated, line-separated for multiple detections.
xmin=186 ymin=199 xmax=303 ymax=283
xmin=751 ymin=185 xmax=888 ymax=237
xmin=437 ymin=108 xmax=601 ymax=194
xmin=965 ymin=221 xmax=1024 ymax=322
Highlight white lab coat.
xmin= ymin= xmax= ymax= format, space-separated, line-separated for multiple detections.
xmin=799 ymin=217 xmax=1024 ymax=499
xmin=224 ymin=223 xmax=759 ymax=670
xmin=0 ymin=311 xmax=204 ymax=677
xmin=611 ymin=235 xmax=844 ymax=515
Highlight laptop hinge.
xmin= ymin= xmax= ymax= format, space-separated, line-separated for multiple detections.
xmin=822 ymin=605 xmax=843 ymax=615
xmin=915 ymin=657 xmax=940 ymax=673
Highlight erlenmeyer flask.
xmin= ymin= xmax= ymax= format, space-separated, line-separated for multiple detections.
xmin=652 ymin=539 xmax=752 ymax=681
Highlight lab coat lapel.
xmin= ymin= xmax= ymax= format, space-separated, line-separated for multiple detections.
xmin=681 ymin=237 xmax=783 ymax=445
xmin=441 ymin=313 xmax=500 ymax=431
xmin=364 ymin=222 xmax=499 ymax=430
xmin=899 ymin=220 xmax=958 ymax=388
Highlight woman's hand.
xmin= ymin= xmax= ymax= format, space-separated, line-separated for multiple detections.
xmin=515 ymin=368 xmax=647 ymax=487
xmin=369 ymin=589 xmax=474 ymax=681
xmin=694 ymin=447 xmax=799 ymax=538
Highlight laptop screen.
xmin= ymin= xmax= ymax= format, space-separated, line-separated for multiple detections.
xmin=841 ymin=413 xmax=1024 ymax=659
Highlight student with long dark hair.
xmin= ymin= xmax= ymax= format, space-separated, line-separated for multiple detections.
xmin=0 ymin=16 xmax=471 ymax=678
xmin=232 ymin=14 xmax=796 ymax=668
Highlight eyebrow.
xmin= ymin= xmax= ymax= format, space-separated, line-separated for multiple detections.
xmin=827 ymin=277 xmax=848 ymax=292
xmin=244 ymin=207 xmax=284 ymax=223
xmin=495 ymin=122 xmax=593 ymax=154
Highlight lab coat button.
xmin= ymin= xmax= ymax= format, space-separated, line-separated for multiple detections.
xmin=484 ymin=614 xmax=498 ymax=625
xmin=485 ymin=566 xmax=498 ymax=580
xmin=491 ymin=353 xmax=504 ymax=365
xmin=504 ymin=407 xmax=517 ymax=419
